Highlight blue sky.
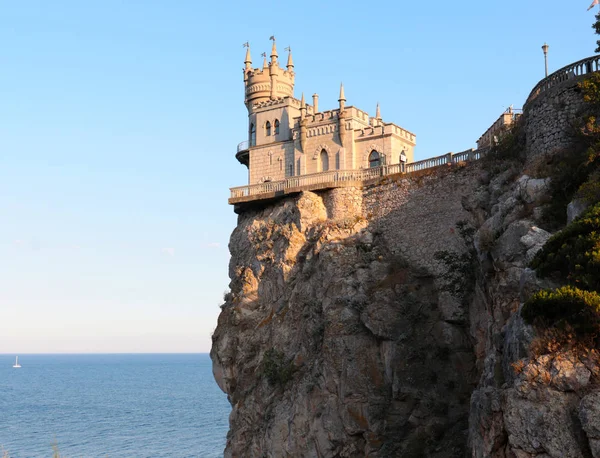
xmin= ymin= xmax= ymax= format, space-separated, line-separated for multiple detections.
xmin=0 ymin=0 xmax=597 ymax=353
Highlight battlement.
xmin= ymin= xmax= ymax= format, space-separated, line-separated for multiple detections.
xmin=252 ymin=96 xmax=314 ymax=115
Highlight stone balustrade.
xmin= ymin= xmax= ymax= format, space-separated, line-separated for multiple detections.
xmin=229 ymin=149 xmax=479 ymax=204
xmin=526 ymin=55 xmax=600 ymax=104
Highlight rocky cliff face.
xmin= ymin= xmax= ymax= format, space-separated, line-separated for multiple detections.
xmin=212 ymin=159 xmax=600 ymax=457
xmin=468 ymin=166 xmax=600 ymax=458
xmin=212 ymin=167 xmax=480 ymax=457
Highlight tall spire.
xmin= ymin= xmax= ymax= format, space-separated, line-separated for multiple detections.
xmin=300 ymin=92 xmax=306 ymax=119
xmin=262 ymin=52 xmax=268 ymax=68
xmin=338 ymin=83 xmax=346 ymax=110
xmin=243 ymin=42 xmax=252 ymax=70
xmin=269 ymin=36 xmax=278 ymax=64
xmin=285 ymin=46 xmax=294 ymax=70
xmin=376 ymin=102 xmax=381 ymax=119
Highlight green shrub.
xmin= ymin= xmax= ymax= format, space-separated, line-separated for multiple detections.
xmin=531 ymin=202 xmax=600 ymax=291
xmin=522 ymin=286 xmax=600 ymax=335
xmin=262 ymin=348 xmax=294 ymax=386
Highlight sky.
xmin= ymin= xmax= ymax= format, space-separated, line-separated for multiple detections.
xmin=0 ymin=0 xmax=597 ymax=353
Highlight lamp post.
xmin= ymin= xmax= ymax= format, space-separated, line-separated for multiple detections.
xmin=542 ymin=43 xmax=549 ymax=77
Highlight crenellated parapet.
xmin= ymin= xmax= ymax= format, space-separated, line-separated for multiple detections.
xmin=243 ymin=39 xmax=295 ymax=111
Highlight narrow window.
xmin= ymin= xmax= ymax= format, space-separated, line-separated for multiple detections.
xmin=269 ymin=152 xmax=273 ymax=166
xmin=289 ymin=164 xmax=293 ymax=176
xmin=265 ymin=121 xmax=271 ymax=137
xmin=320 ymin=149 xmax=329 ymax=172
xmin=250 ymin=123 xmax=256 ymax=146
xmin=369 ymin=150 xmax=380 ymax=168
xmin=274 ymin=119 xmax=280 ymax=135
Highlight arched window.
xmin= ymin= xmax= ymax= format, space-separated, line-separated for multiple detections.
xmin=369 ymin=150 xmax=380 ymax=168
xmin=274 ymin=119 xmax=280 ymax=135
xmin=320 ymin=149 xmax=329 ymax=172
xmin=250 ymin=123 xmax=256 ymax=146
xmin=265 ymin=121 xmax=271 ymax=136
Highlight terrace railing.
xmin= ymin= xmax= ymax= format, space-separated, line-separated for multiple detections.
xmin=230 ymin=149 xmax=480 ymax=202
xmin=526 ymin=55 xmax=600 ymax=104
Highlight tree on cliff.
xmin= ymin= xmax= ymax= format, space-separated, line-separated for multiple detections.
xmin=594 ymin=11 xmax=600 ymax=52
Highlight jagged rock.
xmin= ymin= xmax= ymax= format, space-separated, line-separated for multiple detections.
xmin=504 ymin=388 xmax=586 ymax=458
xmin=567 ymin=198 xmax=589 ymax=224
xmin=550 ymin=355 xmax=591 ymax=392
xmin=469 ymin=387 xmax=507 ymax=458
xmin=516 ymin=175 xmax=551 ymax=205
xmin=492 ymin=220 xmax=533 ymax=264
xmin=502 ymin=306 xmax=534 ymax=385
xmin=520 ymin=226 xmax=551 ymax=263
xmin=579 ymin=391 xmax=600 ymax=457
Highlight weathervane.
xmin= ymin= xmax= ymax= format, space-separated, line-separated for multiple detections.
xmin=261 ymin=52 xmax=266 ymax=58
xmin=284 ymin=46 xmax=291 ymax=52
xmin=269 ymin=35 xmax=275 ymax=41
xmin=243 ymin=42 xmax=249 ymax=48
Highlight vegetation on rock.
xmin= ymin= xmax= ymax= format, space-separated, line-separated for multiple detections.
xmin=531 ymin=202 xmax=600 ymax=291
xmin=522 ymin=286 xmax=600 ymax=336
xmin=261 ymin=348 xmax=295 ymax=387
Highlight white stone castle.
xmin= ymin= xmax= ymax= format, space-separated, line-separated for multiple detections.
xmin=235 ymin=38 xmax=416 ymax=188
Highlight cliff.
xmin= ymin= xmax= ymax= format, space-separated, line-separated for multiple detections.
xmin=212 ymin=72 xmax=600 ymax=456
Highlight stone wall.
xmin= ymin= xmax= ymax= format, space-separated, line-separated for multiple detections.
xmin=320 ymin=186 xmax=363 ymax=220
xmin=523 ymin=74 xmax=588 ymax=160
xmin=363 ymin=167 xmax=480 ymax=275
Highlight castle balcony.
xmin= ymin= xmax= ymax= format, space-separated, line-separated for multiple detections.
xmin=236 ymin=140 xmax=250 ymax=167
xmin=229 ymin=149 xmax=482 ymax=207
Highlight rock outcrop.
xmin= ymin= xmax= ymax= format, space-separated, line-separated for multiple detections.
xmin=212 ymin=167 xmax=484 ymax=457
xmin=212 ymin=159 xmax=600 ymax=456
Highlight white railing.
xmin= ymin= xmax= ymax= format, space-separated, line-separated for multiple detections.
xmin=526 ymin=55 xmax=600 ymax=104
xmin=230 ymin=149 xmax=480 ymax=201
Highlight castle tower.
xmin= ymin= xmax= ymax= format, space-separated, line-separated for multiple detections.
xmin=243 ymin=37 xmax=295 ymax=113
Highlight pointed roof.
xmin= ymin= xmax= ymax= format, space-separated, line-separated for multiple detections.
xmin=338 ymin=83 xmax=346 ymax=102
xmin=376 ymin=102 xmax=381 ymax=119
xmin=286 ymin=48 xmax=294 ymax=69
xmin=244 ymin=45 xmax=252 ymax=65
xmin=300 ymin=92 xmax=305 ymax=107
xmin=270 ymin=36 xmax=278 ymax=60
xmin=262 ymin=53 xmax=268 ymax=68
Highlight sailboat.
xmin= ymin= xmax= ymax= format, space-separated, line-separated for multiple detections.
xmin=13 ymin=356 xmax=21 ymax=368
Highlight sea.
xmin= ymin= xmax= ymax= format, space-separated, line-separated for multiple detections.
xmin=0 ymin=354 xmax=230 ymax=457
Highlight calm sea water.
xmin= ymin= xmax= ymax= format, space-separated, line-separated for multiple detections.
xmin=0 ymin=354 xmax=230 ymax=457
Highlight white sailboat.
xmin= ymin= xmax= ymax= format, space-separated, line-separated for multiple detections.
xmin=13 ymin=356 xmax=21 ymax=368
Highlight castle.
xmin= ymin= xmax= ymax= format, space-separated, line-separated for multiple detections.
xmin=235 ymin=38 xmax=416 ymax=187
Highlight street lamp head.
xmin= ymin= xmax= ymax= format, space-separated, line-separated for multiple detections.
xmin=542 ymin=43 xmax=549 ymax=55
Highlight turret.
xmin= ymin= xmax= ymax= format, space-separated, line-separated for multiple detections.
xmin=286 ymin=47 xmax=294 ymax=71
xmin=338 ymin=84 xmax=347 ymax=147
xmin=339 ymin=83 xmax=346 ymax=111
xmin=243 ymin=43 xmax=252 ymax=82
xmin=269 ymin=36 xmax=278 ymax=66
xmin=376 ymin=102 xmax=381 ymax=120
xmin=243 ymin=38 xmax=296 ymax=112
xmin=299 ymin=93 xmax=307 ymax=152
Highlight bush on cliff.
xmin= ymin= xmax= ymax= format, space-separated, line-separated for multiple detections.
xmin=530 ymin=202 xmax=600 ymax=291
xmin=522 ymin=286 xmax=600 ymax=337
xmin=262 ymin=349 xmax=294 ymax=387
